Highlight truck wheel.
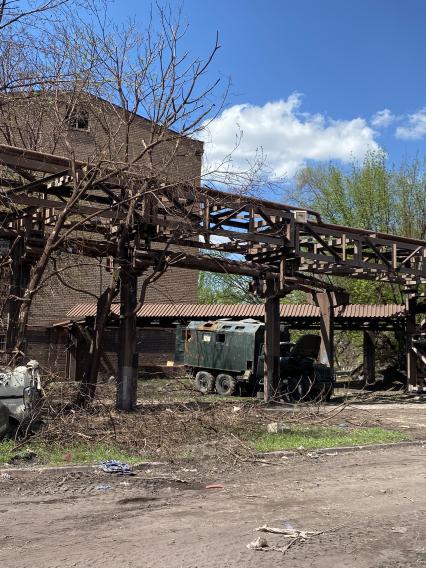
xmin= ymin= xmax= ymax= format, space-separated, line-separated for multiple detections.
xmin=287 ymin=374 xmax=312 ymax=402
xmin=215 ymin=374 xmax=237 ymax=396
xmin=195 ymin=371 xmax=215 ymax=394
xmin=323 ymin=383 xmax=333 ymax=402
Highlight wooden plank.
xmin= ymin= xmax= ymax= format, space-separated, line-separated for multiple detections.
xmin=8 ymin=194 xmax=126 ymax=221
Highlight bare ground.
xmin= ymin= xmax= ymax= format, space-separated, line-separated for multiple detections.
xmin=1 ymin=442 xmax=425 ymax=568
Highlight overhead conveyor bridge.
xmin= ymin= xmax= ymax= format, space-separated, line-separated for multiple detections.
xmin=0 ymin=144 xmax=424 ymax=401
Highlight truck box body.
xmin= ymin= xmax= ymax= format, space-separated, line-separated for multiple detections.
xmin=183 ymin=319 xmax=264 ymax=374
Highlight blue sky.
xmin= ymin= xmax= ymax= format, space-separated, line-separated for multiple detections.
xmin=109 ymin=0 xmax=426 ymax=179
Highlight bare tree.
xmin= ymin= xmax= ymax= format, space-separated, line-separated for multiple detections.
xmin=0 ymin=0 xmax=69 ymax=31
xmin=0 ymin=0 xmax=281 ymax=411
xmin=0 ymin=1 xmax=237 ymax=406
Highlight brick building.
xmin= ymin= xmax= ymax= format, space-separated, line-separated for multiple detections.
xmin=0 ymin=92 xmax=203 ymax=374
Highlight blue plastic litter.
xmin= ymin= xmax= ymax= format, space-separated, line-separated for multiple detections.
xmin=95 ymin=484 xmax=112 ymax=491
xmin=99 ymin=460 xmax=134 ymax=475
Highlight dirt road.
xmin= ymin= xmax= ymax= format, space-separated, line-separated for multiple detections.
xmin=1 ymin=444 xmax=425 ymax=568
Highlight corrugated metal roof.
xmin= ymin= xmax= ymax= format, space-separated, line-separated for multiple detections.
xmin=66 ymin=302 xmax=406 ymax=321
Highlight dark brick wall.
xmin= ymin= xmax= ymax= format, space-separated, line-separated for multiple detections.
xmin=25 ymin=327 xmax=69 ymax=376
xmin=28 ymin=254 xmax=199 ymax=327
xmin=25 ymin=324 xmax=177 ymax=378
xmin=69 ymin=326 xmax=176 ymax=379
xmin=0 ymin=94 xmax=202 ymax=329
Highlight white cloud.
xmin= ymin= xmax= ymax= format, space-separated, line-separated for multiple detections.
xmin=395 ymin=108 xmax=426 ymax=140
xmin=371 ymin=109 xmax=395 ymax=128
xmin=200 ymin=93 xmax=379 ymax=179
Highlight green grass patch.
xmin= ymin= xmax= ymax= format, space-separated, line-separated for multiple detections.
xmin=0 ymin=440 xmax=145 ymax=466
xmin=248 ymin=425 xmax=409 ymax=453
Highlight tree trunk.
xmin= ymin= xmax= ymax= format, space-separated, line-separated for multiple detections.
xmin=76 ymin=284 xmax=118 ymax=406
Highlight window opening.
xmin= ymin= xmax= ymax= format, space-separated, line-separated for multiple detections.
xmin=67 ymin=108 xmax=89 ymax=131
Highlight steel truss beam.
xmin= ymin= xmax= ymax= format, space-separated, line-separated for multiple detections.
xmin=0 ymin=144 xmax=424 ymax=285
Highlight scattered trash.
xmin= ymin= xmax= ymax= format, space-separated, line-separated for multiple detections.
xmin=11 ymin=449 xmax=36 ymax=462
xmin=232 ymin=406 xmax=241 ymax=413
xmin=95 ymin=484 xmax=112 ymax=491
xmin=247 ymin=536 xmax=268 ymax=550
xmin=282 ymin=522 xmax=295 ymax=530
xmin=266 ymin=422 xmax=291 ymax=434
xmin=391 ymin=527 xmax=408 ymax=534
xmin=307 ymin=452 xmax=319 ymax=459
xmin=1 ymin=472 xmax=12 ymax=480
xmin=100 ymin=460 xmax=134 ymax=475
xmin=205 ymin=483 xmax=224 ymax=490
xmin=325 ymin=452 xmax=338 ymax=456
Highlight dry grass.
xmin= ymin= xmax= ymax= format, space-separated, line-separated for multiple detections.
xmin=13 ymin=375 xmax=407 ymax=466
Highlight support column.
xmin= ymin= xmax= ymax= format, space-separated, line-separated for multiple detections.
xmin=405 ymin=292 xmax=418 ymax=391
xmin=264 ymin=285 xmax=280 ymax=403
xmin=363 ymin=330 xmax=376 ymax=385
xmin=314 ymin=292 xmax=334 ymax=373
xmin=67 ymin=327 xmax=77 ymax=380
xmin=117 ymin=263 xmax=138 ymax=411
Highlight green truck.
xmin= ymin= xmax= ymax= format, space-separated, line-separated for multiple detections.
xmin=176 ymin=319 xmax=333 ymax=401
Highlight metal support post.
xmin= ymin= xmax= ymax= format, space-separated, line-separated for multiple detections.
xmin=405 ymin=291 xmax=418 ymax=391
xmin=314 ymin=292 xmax=335 ymax=373
xmin=264 ymin=281 xmax=281 ymax=403
xmin=117 ymin=259 xmax=138 ymax=410
xmin=363 ymin=330 xmax=376 ymax=385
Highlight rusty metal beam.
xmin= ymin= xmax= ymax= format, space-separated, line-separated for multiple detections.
xmin=0 ymin=144 xmax=425 ymax=285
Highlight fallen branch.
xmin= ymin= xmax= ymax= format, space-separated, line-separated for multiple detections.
xmin=247 ymin=524 xmax=342 ymax=555
xmin=255 ymin=525 xmax=319 ymax=539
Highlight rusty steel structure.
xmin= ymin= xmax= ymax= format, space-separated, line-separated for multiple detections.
xmin=0 ymin=143 xmax=425 ymax=406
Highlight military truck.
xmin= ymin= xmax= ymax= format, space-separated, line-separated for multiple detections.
xmin=176 ymin=319 xmax=333 ymax=401
xmin=0 ymin=360 xmax=42 ymax=437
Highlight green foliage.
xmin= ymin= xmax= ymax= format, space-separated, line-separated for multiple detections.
xmin=297 ymin=150 xmax=425 ymax=238
xmin=295 ymin=150 xmax=426 ymax=304
xmin=248 ymin=425 xmax=408 ymax=452
xmin=198 ymin=266 xmax=260 ymax=304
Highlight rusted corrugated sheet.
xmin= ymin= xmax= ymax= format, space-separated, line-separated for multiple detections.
xmin=66 ymin=302 xmax=406 ymax=321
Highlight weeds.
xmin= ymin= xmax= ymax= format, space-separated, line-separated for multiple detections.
xmin=0 ymin=440 xmax=145 ymax=466
xmin=3 ymin=375 xmax=412 ymax=466
xmin=247 ymin=425 xmax=408 ymax=452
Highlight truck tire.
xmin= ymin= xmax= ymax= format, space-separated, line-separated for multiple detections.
xmin=215 ymin=374 xmax=237 ymax=396
xmin=195 ymin=371 xmax=215 ymax=394
xmin=322 ymin=383 xmax=334 ymax=402
xmin=287 ymin=374 xmax=312 ymax=402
